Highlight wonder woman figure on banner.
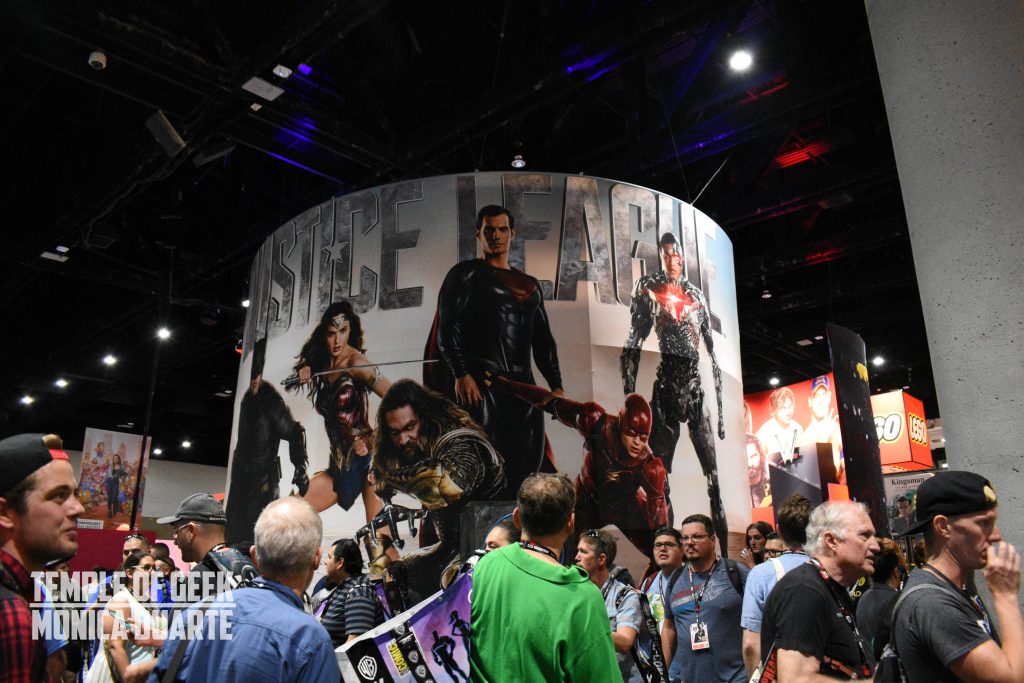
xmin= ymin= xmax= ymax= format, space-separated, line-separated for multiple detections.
xmin=621 ymin=231 xmax=728 ymax=557
xmin=289 ymin=301 xmax=393 ymax=520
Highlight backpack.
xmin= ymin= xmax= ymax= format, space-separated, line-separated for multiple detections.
xmin=873 ymin=583 xmax=952 ymax=682
xmin=663 ymin=557 xmax=745 ymax=606
xmin=613 ymin=582 xmax=667 ymax=683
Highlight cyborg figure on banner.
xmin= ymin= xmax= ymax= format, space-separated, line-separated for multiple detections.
xmin=621 ymin=231 xmax=728 ymax=557
xmin=226 ymin=337 xmax=309 ymax=545
xmin=287 ymin=302 xmax=392 ymax=521
xmin=371 ymin=380 xmax=505 ymax=597
xmin=489 ymin=374 xmax=667 ymax=563
xmin=424 ymin=205 xmax=563 ymax=496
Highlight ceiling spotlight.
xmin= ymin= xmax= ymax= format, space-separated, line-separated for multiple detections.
xmin=250 ymin=103 xmax=262 ymax=112
xmin=272 ymin=64 xmax=293 ymax=79
xmin=511 ymin=154 xmax=526 ymax=169
xmin=55 ymin=378 xmax=69 ymax=388
xmin=56 ymin=245 xmax=70 ymax=254
xmin=103 ymin=354 xmax=118 ymax=366
xmin=153 ymin=447 xmax=163 ymax=455
xmin=157 ymin=327 xmax=171 ymax=340
xmin=729 ymin=49 xmax=753 ymax=72
xmin=242 ymin=299 xmax=250 ymax=308
xmin=769 ymin=377 xmax=780 ymax=386
xmin=20 ymin=395 xmax=34 ymax=406
xmin=181 ymin=440 xmax=192 ymax=449
xmin=872 ymin=356 xmax=885 ymax=367
xmin=761 ymin=289 xmax=772 ymax=300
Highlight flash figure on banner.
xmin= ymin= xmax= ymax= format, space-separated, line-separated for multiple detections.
xmin=288 ymin=301 xmax=393 ymax=521
xmin=424 ymin=204 xmax=563 ymax=496
xmin=488 ymin=373 xmax=667 ymax=563
xmin=371 ymin=380 xmax=505 ymax=597
xmin=225 ymin=337 xmax=309 ymax=545
xmin=621 ymin=231 xmax=727 ymax=555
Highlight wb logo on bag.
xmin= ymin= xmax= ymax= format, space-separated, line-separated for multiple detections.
xmin=357 ymin=655 xmax=380 ymax=681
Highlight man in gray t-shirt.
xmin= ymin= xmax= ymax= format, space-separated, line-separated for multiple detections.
xmin=893 ymin=471 xmax=1023 ymax=683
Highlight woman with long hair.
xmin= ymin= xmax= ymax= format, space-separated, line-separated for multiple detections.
xmin=290 ymin=301 xmax=392 ymax=519
xmin=88 ymin=550 xmax=163 ymax=682
xmin=739 ymin=521 xmax=775 ymax=568
xmin=103 ymin=452 xmax=127 ymax=518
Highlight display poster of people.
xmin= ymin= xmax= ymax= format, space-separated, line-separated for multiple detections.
xmin=744 ymin=374 xmax=845 ymax=509
xmin=77 ymin=427 xmax=151 ymax=528
xmin=225 ymin=171 xmax=745 ymax=594
xmin=339 ymin=570 xmax=472 ymax=683
xmin=883 ymin=471 xmax=934 ymax=536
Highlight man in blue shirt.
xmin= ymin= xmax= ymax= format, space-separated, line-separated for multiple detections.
xmin=662 ymin=514 xmax=748 ymax=683
xmin=740 ymin=495 xmax=812 ymax=676
xmin=150 ymin=498 xmax=336 ymax=682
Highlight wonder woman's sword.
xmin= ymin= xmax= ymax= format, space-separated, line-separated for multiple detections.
xmin=280 ymin=358 xmax=440 ymax=389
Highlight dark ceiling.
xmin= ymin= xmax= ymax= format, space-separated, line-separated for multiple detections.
xmin=0 ymin=0 xmax=936 ymax=467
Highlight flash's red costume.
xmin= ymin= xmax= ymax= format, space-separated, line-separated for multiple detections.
xmin=493 ymin=376 xmax=667 ymax=559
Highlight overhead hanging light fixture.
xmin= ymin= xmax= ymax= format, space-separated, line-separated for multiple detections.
xmin=729 ymin=49 xmax=753 ymax=72
xmin=511 ymin=154 xmax=526 ymax=169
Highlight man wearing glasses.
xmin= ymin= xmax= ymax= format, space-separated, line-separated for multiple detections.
xmin=159 ymin=493 xmax=254 ymax=604
xmin=642 ymin=527 xmax=685 ymax=635
xmin=661 ymin=514 xmax=748 ymax=683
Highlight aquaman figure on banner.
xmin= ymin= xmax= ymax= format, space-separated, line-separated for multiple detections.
xmin=371 ymin=380 xmax=505 ymax=597
xmin=621 ymin=231 xmax=728 ymax=557
xmin=226 ymin=337 xmax=309 ymax=545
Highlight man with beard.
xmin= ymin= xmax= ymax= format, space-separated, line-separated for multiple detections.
xmin=372 ymin=380 xmax=505 ymax=597
xmin=225 ymin=337 xmax=309 ymax=545
xmin=621 ymin=231 xmax=727 ymax=555
xmin=487 ymin=374 xmax=667 ymax=563
xmin=424 ymin=204 xmax=563 ymax=495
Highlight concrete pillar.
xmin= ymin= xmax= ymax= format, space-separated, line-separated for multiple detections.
xmin=864 ymin=2 xmax=1024 ymax=535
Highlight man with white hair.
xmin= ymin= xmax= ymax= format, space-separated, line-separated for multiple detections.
xmin=759 ymin=500 xmax=880 ymax=680
xmin=151 ymin=498 xmax=336 ymax=682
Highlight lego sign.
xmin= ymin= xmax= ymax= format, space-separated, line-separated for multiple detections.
xmin=869 ymin=390 xmax=933 ymax=473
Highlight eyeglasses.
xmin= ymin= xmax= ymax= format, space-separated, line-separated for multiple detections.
xmin=653 ymin=541 xmax=679 ymax=549
xmin=124 ymin=532 xmax=147 ymax=542
xmin=171 ymin=522 xmax=192 ymax=537
xmin=764 ymin=549 xmax=783 ymax=558
xmin=585 ymin=530 xmax=600 ymax=538
xmin=680 ymin=534 xmax=710 ymax=544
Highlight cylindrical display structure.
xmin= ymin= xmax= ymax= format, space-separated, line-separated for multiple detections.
xmin=227 ymin=172 xmax=745 ymax=590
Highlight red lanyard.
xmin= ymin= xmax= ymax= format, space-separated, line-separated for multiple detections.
xmin=807 ymin=558 xmax=872 ymax=679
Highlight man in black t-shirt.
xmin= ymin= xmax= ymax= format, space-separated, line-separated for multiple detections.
xmin=893 ymin=471 xmax=1023 ymax=683
xmin=761 ymin=500 xmax=880 ymax=680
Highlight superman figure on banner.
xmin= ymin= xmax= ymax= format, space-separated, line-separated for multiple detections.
xmin=424 ymin=204 xmax=563 ymax=496
xmin=621 ymin=231 xmax=728 ymax=557
xmin=488 ymin=373 xmax=667 ymax=563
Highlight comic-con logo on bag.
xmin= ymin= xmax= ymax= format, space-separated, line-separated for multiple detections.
xmin=357 ymin=655 xmax=378 ymax=680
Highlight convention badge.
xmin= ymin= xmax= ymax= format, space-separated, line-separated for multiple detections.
xmin=690 ymin=621 xmax=710 ymax=650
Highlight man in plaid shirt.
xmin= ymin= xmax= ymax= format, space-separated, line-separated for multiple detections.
xmin=0 ymin=433 xmax=85 ymax=683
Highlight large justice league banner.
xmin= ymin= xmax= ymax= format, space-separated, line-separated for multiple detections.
xmin=226 ymin=172 xmax=744 ymax=592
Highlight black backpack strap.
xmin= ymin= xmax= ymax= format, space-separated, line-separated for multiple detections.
xmin=886 ymin=583 xmax=948 ymax=654
xmin=725 ymin=558 xmax=745 ymax=595
xmin=160 ymin=597 xmax=216 ymax=683
xmin=661 ymin=566 xmax=684 ymax=609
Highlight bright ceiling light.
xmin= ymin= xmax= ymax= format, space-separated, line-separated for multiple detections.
xmin=272 ymin=64 xmax=293 ymax=79
xmin=55 ymin=378 xmax=69 ymax=388
xmin=769 ymin=377 xmax=780 ymax=386
xmin=761 ymin=289 xmax=772 ymax=300
xmin=20 ymin=395 xmax=34 ymax=405
xmin=153 ymin=448 xmax=163 ymax=455
xmin=181 ymin=440 xmax=192 ymax=449
xmin=872 ymin=356 xmax=885 ymax=367
xmin=157 ymin=328 xmax=171 ymax=340
xmin=729 ymin=50 xmax=753 ymax=72
xmin=511 ymin=154 xmax=526 ymax=169
xmin=103 ymin=354 xmax=117 ymax=366
xmin=242 ymin=299 xmax=251 ymax=308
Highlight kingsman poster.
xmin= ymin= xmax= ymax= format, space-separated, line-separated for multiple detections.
xmin=226 ymin=172 xmax=745 ymax=590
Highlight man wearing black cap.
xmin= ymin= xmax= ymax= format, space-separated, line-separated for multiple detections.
xmin=892 ymin=471 xmax=1024 ymax=683
xmin=159 ymin=493 xmax=255 ymax=603
xmin=0 ymin=433 xmax=85 ymax=683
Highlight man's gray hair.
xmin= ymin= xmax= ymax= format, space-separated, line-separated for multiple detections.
xmin=253 ymin=498 xmax=322 ymax=579
xmin=804 ymin=500 xmax=869 ymax=558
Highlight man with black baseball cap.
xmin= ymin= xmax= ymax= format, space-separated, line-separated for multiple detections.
xmin=0 ymin=433 xmax=85 ymax=683
xmin=159 ymin=493 xmax=254 ymax=603
xmin=892 ymin=470 xmax=1024 ymax=683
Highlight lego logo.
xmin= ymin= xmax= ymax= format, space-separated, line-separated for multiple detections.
xmin=357 ymin=656 xmax=377 ymax=680
xmin=908 ymin=413 xmax=927 ymax=445
xmin=874 ymin=414 xmax=902 ymax=443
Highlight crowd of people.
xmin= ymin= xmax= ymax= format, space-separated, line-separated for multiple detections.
xmin=2 ymin=432 xmax=1023 ymax=683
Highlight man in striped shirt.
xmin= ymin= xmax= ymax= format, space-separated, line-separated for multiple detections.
xmin=0 ymin=433 xmax=85 ymax=683
xmin=317 ymin=539 xmax=382 ymax=646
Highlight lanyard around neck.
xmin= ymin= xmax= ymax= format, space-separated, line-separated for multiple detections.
xmin=807 ymin=558 xmax=872 ymax=678
xmin=687 ymin=558 xmax=717 ymax=619
xmin=519 ymin=540 xmax=560 ymax=563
